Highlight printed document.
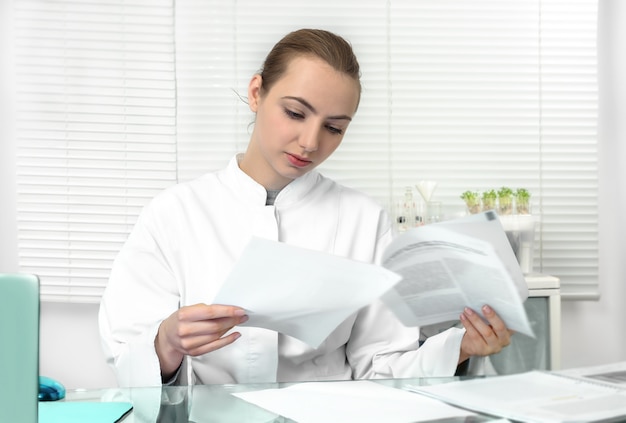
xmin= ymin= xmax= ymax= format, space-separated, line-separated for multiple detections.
xmin=380 ymin=211 xmax=533 ymax=337
xmin=408 ymin=369 xmax=626 ymax=423
xmin=555 ymin=360 xmax=626 ymax=389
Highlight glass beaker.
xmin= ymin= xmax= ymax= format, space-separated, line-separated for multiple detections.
xmin=425 ymin=201 xmax=442 ymax=224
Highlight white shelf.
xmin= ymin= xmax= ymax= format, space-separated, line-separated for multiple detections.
xmin=524 ymin=273 xmax=560 ymax=290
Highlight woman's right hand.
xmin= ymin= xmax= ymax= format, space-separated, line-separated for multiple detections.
xmin=155 ymin=303 xmax=249 ymax=381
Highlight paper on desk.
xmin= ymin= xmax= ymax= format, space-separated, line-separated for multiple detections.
xmin=555 ymin=360 xmax=626 ymax=389
xmin=213 ymin=237 xmax=402 ymax=348
xmin=233 ymin=380 xmax=476 ymax=423
xmin=408 ymin=370 xmax=626 ymax=423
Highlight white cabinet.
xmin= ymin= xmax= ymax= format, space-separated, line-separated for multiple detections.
xmin=488 ymin=273 xmax=561 ymax=374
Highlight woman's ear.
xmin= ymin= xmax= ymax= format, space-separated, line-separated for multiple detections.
xmin=248 ymin=74 xmax=263 ymax=112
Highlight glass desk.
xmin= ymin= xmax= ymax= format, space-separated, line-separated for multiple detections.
xmin=63 ymin=377 xmax=498 ymax=422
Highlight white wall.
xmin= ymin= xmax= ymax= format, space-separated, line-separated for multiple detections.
xmin=559 ymin=0 xmax=626 ymax=369
xmin=2 ymin=1 xmax=625 ymax=389
xmin=39 ymin=303 xmax=117 ymax=389
xmin=0 ymin=0 xmax=17 ymax=273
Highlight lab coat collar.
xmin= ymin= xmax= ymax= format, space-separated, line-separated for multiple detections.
xmin=223 ymin=154 xmax=321 ymax=208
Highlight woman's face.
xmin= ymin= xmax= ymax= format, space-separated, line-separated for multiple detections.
xmin=241 ymin=55 xmax=360 ymax=190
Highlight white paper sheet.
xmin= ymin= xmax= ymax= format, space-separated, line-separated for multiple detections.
xmin=556 ymin=360 xmax=626 ymax=389
xmin=233 ymin=380 xmax=476 ymax=423
xmin=213 ymin=237 xmax=402 ymax=348
xmin=408 ymin=370 xmax=626 ymax=423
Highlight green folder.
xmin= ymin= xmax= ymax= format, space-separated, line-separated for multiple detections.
xmin=0 ymin=274 xmax=40 ymax=423
xmin=38 ymin=401 xmax=133 ymax=423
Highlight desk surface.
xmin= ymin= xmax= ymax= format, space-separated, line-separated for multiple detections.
xmin=62 ymin=377 xmax=497 ymax=423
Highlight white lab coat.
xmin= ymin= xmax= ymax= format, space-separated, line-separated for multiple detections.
xmin=99 ymin=155 xmax=467 ymax=387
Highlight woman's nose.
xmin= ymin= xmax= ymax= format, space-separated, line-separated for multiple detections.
xmin=299 ymin=125 xmax=320 ymax=153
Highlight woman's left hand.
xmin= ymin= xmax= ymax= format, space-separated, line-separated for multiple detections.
xmin=458 ymin=304 xmax=514 ymax=364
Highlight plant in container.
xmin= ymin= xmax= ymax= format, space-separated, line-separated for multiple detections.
xmin=460 ymin=190 xmax=481 ymax=214
xmin=481 ymin=189 xmax=497 ymax=212
xmin=515 ymin=188 xmax=531 ymax=214
xmin=497 ymin=186 xmax=514 ymax=215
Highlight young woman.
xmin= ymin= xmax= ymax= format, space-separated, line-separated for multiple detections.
xmin=99 ymin=28 xmax=512 ymax=387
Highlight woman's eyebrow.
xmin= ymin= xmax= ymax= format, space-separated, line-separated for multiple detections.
xmin=283 ymin=96 xmax=352 ymax=121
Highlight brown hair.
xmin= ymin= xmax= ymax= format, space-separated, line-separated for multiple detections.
xmin=259 ymin=28 xmax=361 ymax=103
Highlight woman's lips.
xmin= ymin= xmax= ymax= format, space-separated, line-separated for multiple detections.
xmin=286 ymin=153 xmax=312 ymax=168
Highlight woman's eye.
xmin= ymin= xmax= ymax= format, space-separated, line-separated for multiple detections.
xmin=326 ymin=125 xmax=343 ymax=135
xmin=285 ymin=109 xmax=304 ymax=119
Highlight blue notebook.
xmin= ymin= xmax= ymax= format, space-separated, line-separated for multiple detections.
xmin=39 ymin=401 xmax=133 ymax=423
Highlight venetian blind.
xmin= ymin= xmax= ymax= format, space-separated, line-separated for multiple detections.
xmin=175 ymin=0 xmax=599 ymax=299
xmin=13 ymin=0 xmax=177 ymax=302
xmin=14 ymin=0 xmax=598 ymax=302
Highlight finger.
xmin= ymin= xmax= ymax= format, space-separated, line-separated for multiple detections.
xmin=462 ymin=307 xmax=495 ymax=338
xmin=481 ymin=305 xmax=512 ymax=346
xmin=481 ymin=305 xmax=507 ymax=333
xmin=178 ymin=314 xmax=249 ymax=339
xmin=459 ymin=311 xmax=488 ymax=346
xmin=459 ymin=314 xmax=491 ymax=358
xmin=461 ymin=307 xmax=505 ymax=354
xmin=178 ymin=303 xmax=247 ymax=323
xmin=186 ymin=331 xmax=242 ymax=357
xmin=463 ymin=306 xmax=513 ymax=352
xmin=178 ymin=327 xmax=231 ymax=352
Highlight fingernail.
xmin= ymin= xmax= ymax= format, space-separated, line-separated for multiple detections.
xmin=234 ymin=309 xmax=246 ymax=316
xmin=482 ymin=305 xmax=493 ymax=314
xmin=464 ymin=307 xmax=474 ymax=316
xmin=240 ymin=315 xmax=249 ymax=323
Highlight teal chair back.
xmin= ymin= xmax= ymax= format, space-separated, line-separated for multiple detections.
xmin=0 ymin=273 xmax=40 ymax=423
